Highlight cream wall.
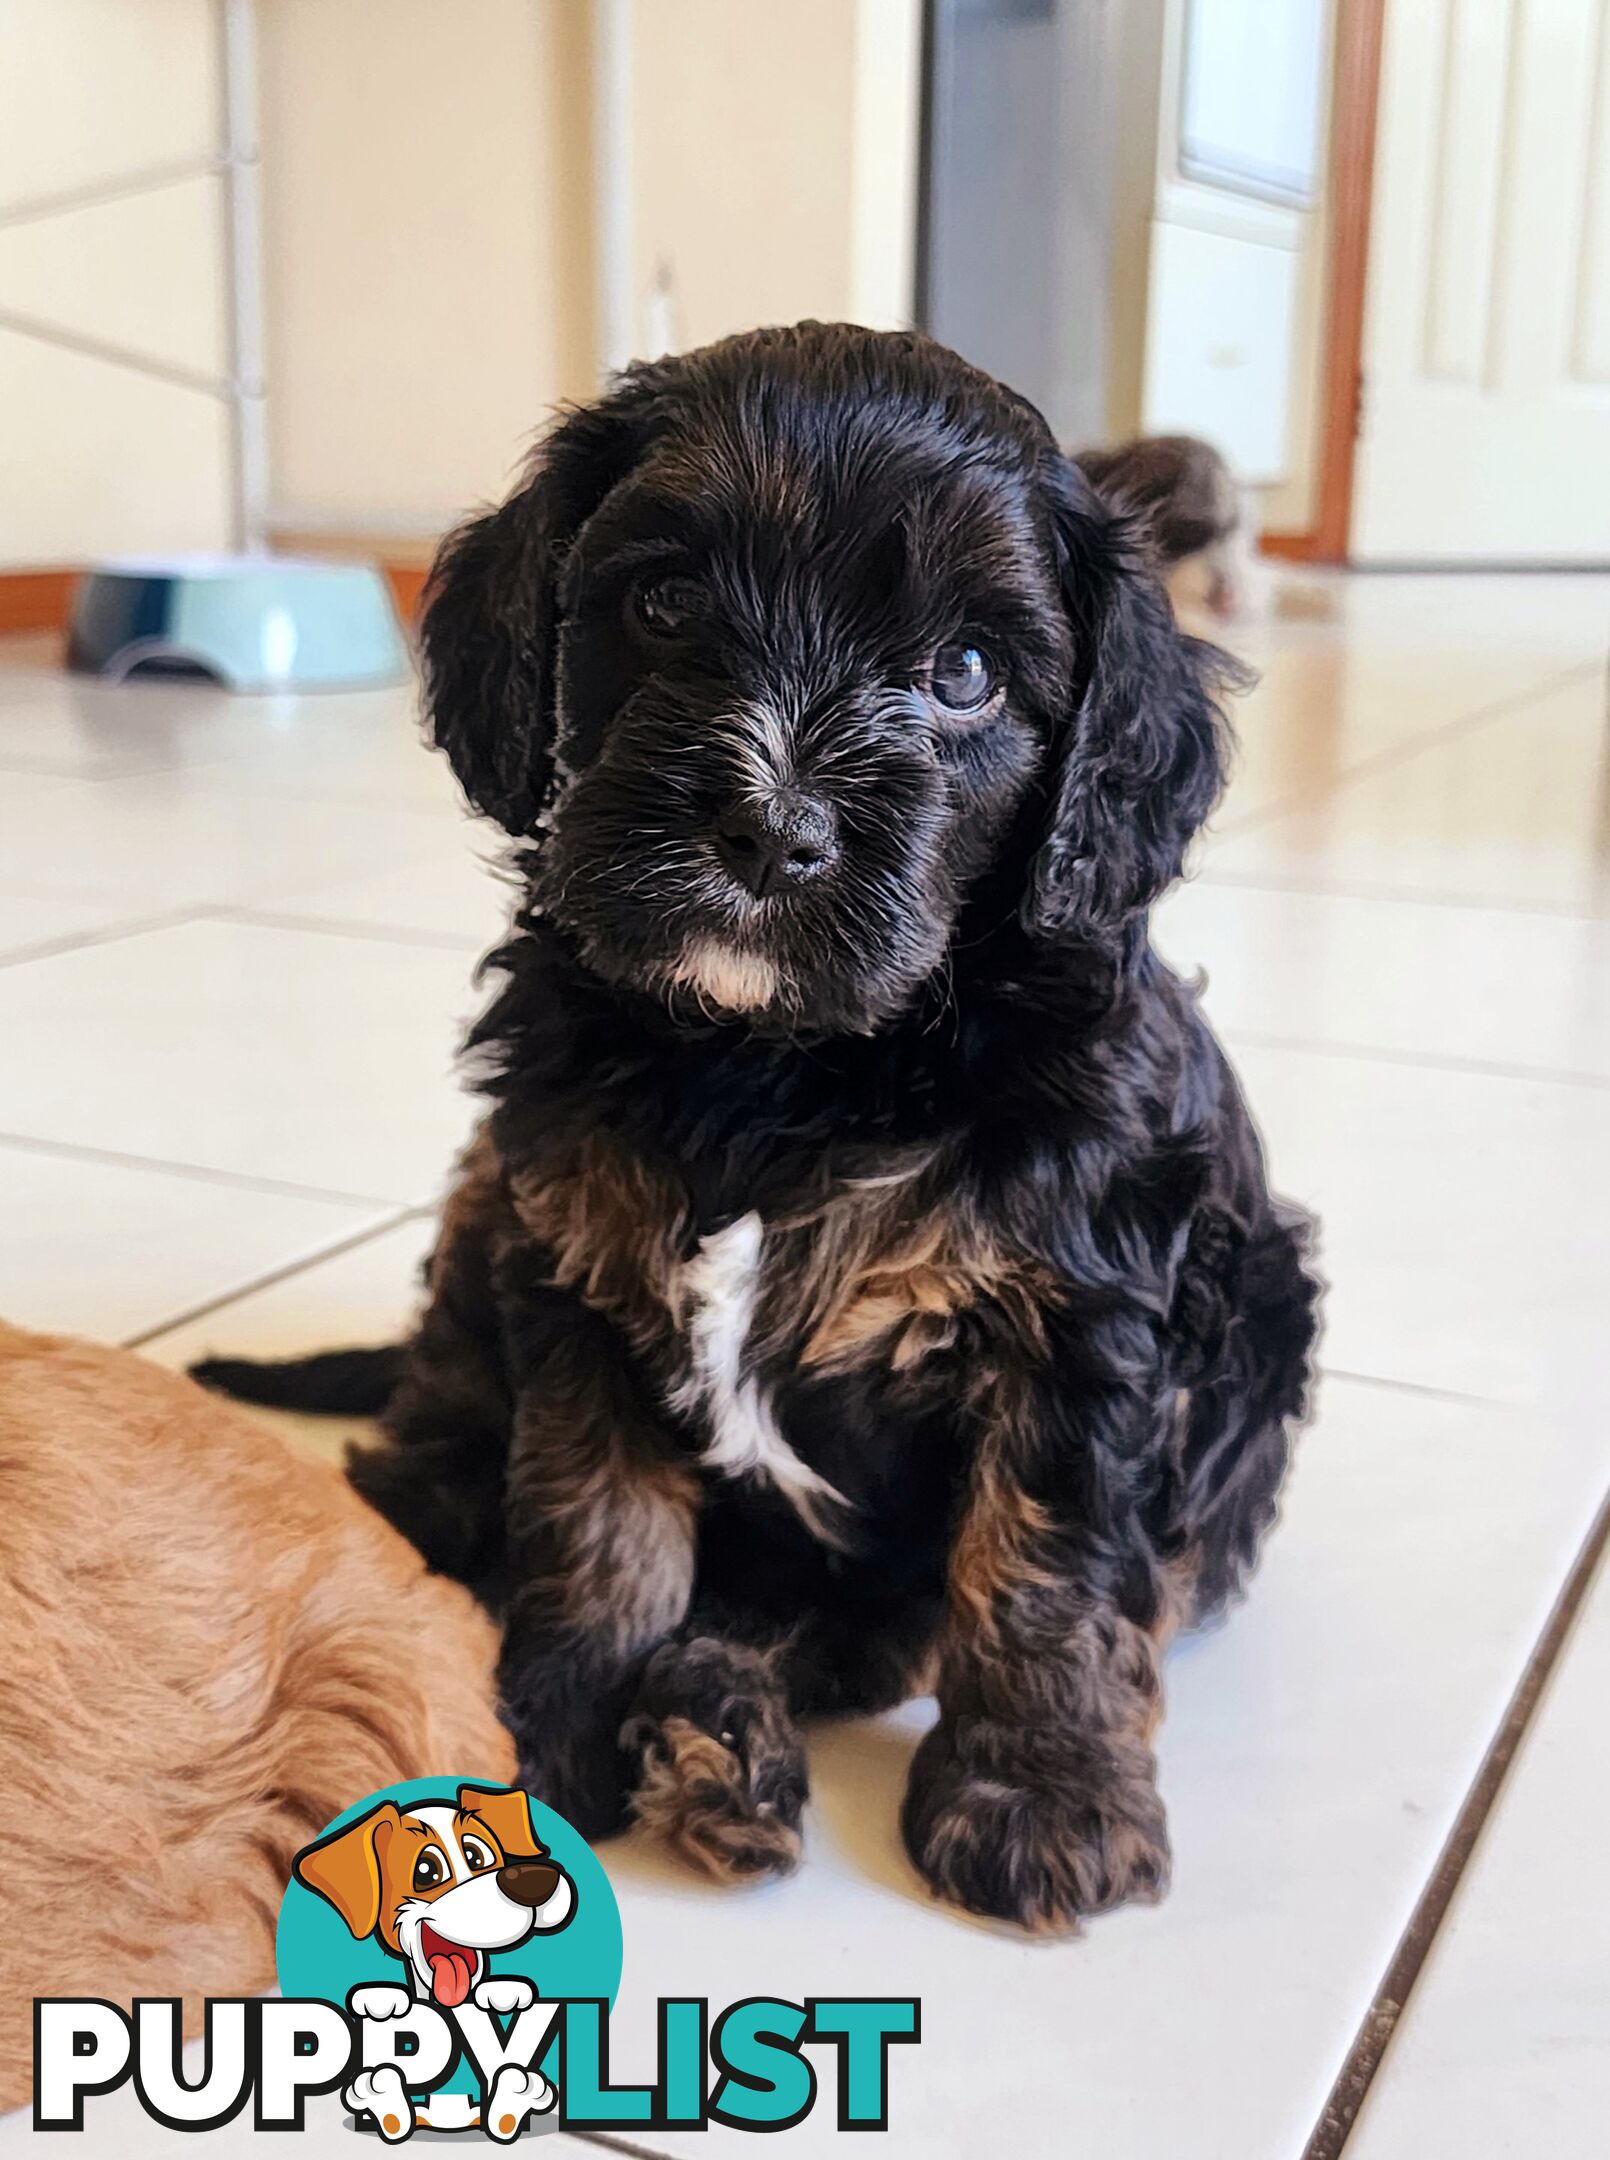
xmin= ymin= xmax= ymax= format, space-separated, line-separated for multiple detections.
xmin=3 ymin=0 xmax=921 ymax=568
xmin=259 ymin=0 xmax=596 ymax=538
xmin=264 ymin=0 xmax=918 ymax=542
xmin=630 ymin=0 xmax=860 ymax=354
xmin=0 ymin=0 xmax=234 ymax=567
xmin=265 ymin=0 xmax=916 ymax=544
xmin=625 ymin=0 xmax=919 ymax=357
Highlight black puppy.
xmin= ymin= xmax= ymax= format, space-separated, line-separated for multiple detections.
xmin=200 ymin=324 xmax=1318 ymax=1930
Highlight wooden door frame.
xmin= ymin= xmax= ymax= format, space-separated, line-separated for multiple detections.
xmin=1262 ymin=0 xmax=1387 ymax=564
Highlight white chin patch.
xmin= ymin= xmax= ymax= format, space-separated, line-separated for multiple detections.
xmin=673 ymin=940 xmax=779 ymax=1012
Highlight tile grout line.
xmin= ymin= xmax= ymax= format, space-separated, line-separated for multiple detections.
xmin=0 ymin=743 xmax=470 ymax=819
xmin=69 ymin=760 xmax=464 ymax=821
xmin=1212 ymin=656 xmax=1605 ymax=841
xmin=1319 ymin=1366 xmax=1505 ymax=1409
xmin=203 ymin=901 xmax=502 ymax=955
xmin=121 ymin=1203 xmax=427 ymax=1351
xmin=0 ymin=1126 xmax=421 ymax=1212
xmin=0 ymin=902 xmax=212 ymax=973
xmin=1302 ymin=1476 xmax=1610 ymax=2160
xmin=0 ymin=887 xmax=495 ymax=972
xmin=1226 ymin=1027 xmax=1610 ymax=1094
xmin=570 ymin=2134 xmax=685 ymax=2160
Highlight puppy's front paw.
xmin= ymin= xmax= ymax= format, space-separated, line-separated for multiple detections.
xmin=623 ymin=1637 xmax=807 ymax=1883
xmin=901 ymin=1720 xmax=1170 ymax=1932
xmin=473 ymin=1975 xmax=536 ymax=2016
xmin=349 ymin=1983 xmax=412 ymax=2021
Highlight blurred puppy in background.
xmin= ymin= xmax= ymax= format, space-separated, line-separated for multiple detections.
xmin=1076 ymin=434 xmax=1251 ymax=624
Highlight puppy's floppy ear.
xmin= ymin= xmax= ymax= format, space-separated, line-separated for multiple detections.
xmin=292 ymin=1801 xmax=401 ymax=1940
xmin=422 ymin=385 xmax=659 ymax=833
xmin=457 ymin=1782 xmax=546 ymax=1862
xmin=1024 ymin=454 xmax=1237 ymax=939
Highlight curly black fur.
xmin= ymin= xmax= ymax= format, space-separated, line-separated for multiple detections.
xmin=199 ymin=325 xmax=1319 ymax=1930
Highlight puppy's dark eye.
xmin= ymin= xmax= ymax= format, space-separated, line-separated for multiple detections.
xmin=460 ymin=1836 xmax=497 ymax=1873
xmin=631 ymin=576 xmax=702 ymax=639
xmin=930 ymin=641 xmax=998 ymax=714
xmin=412 ymin=1848 xmax=447 ymax=1892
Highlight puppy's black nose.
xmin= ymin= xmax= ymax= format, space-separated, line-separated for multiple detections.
xmin=713 ymin=792 xmax=839 ymax=898
xmin=497 ymin=1861 xmax=563 ymax=1908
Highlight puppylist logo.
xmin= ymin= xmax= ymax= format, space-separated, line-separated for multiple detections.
xmin=33 ymin=1777 xmax=921 ymax=2139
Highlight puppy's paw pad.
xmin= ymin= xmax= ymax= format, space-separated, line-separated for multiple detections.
xmin=484 ymin=2063 xmax=554 ymax=2141
xmin=627 ymin=1710 xmax=807 ymax=1884
xmin=473 ymin=1975 xmax=537 ymax=2015
xmin=345 ymin=2066 xmax=415 ymax=2142
xmin=349 ymin=1983 xmax=412 ymax=2021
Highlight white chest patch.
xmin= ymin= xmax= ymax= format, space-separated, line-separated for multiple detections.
xmin=672 ymin=940 xmax=779 ymax=1013
xmin=672 ymin=1211 xmax=850 ymax=1543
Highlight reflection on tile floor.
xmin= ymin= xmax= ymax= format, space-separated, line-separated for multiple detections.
xmin=1 ymin=569 xmax=1608 ymax=2156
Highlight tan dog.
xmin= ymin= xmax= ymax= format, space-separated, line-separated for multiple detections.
xmin=0 ymin=1320 xmax=514 ymax=2116
xmin=295 ymin=1784 xmax=573 ymax=2006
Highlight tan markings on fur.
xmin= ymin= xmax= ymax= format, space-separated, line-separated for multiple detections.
xmin=510 ymin=1132 xmax=688 ymax=1354
xmin=1157 ymin=1551 xmax=1199 ymax=1654
xmin=517 ymin=1444 xmax=699 ymax=1659
xmin=628 ymin=1716 xmax=803 ymax=1882
xmin=915 ymin=1755 xmax=1168 ymax=1935
xmin=903 ymin=1639 xmax=943 ymax=1699
xmin=510 ymin=1376 xmax=701 ymax=1660
xmin=801 ymin=1224 xmax=1049 ymax=1373
xmin=946 ymin=1466 xmax=1058 ymax=1637
xmin=781 ymin=1173 xmax=1055 ymax=1378
xmin=496 ymin=1131 xmax=701 ymax=1652
xmin=431 ymin=1124 xmax=504 ymax=1272
xmin=915 ymin=1375 xmax=1184 ymax=1927
xmin=672 ymin=940 xmax=780 ymax=1013
xmin=0 ymin=1321 xmax=513 ymax=2111
xmin=510 ymin=1125 xmax=1052 ymax=1407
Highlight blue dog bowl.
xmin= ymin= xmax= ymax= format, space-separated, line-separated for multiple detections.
xmin=67 ymin=553 xmax=410 ymax=692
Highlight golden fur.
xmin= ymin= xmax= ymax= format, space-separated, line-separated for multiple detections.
xmin=0 ymin=1321 xmax=514 ymax=2114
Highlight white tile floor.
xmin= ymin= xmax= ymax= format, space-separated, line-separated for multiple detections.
xmin=1347 ymin=1536 xmax=1610 ymax=2160
xmin=2 ymin=575 xmax=1608 ymax=2157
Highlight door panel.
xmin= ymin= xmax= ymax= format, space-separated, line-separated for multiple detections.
xmin=1352 ymin=0 xmax=1610 ymax=561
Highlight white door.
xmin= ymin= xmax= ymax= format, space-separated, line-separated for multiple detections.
xmin=1351 ymin=0 xmax=1610 ymax=563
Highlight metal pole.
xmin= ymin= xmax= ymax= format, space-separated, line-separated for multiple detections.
xmin=220 ymin=0 xmax=269 ymax=551
xmin=593 ymin=0 xmax=636 ymax=377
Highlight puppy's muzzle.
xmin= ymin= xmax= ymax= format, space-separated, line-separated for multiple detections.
xmin=713 ymin=789 xmax=839 ymax=899
xmin=497 ymin=1860 xmax=564 ymax=1908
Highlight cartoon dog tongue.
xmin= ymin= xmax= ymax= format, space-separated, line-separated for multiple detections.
xmin=422 ymin=1927 xmax=476 ymax=2007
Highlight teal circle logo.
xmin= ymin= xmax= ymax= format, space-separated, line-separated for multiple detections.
xmin=276 ymin=1778 xmax=621 ymax=2123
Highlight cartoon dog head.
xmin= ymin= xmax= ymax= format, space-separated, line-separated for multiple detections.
xmin=293 ymin=1784 xmax=574 ymax=2006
